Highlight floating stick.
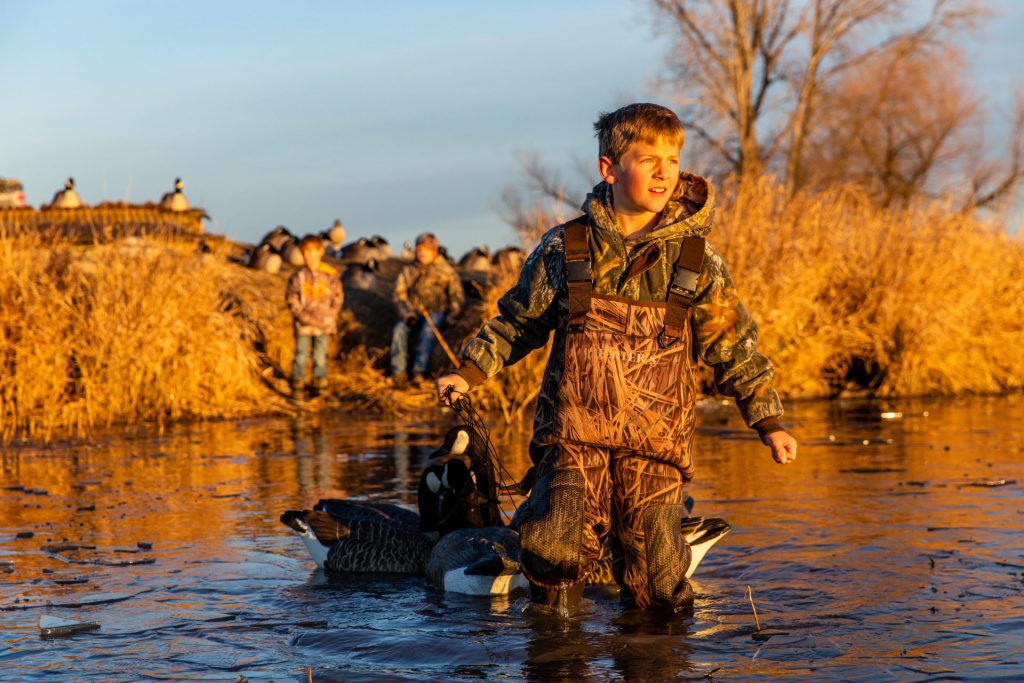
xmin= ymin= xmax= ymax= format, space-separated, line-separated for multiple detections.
xmin=746 ymin=585 xmax=761 ymax=631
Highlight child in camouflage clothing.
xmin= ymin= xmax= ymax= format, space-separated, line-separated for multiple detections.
xmin=286 ymin=235 xmax=343 ymax=399
xmin=437 ymin=103 xmax=797 ymax=613
xmin=391 ymin=232 xmax=464 ymax=384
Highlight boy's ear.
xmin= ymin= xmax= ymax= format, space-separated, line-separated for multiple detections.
xmin=598 ymin=156 xmax=617 ymax=185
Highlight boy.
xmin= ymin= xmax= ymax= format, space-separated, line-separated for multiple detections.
xmin=286 ymin=234 xmax=343 ymax=400
xmin=436 ymin=103 xmax=797 ymax=613
xmin=391 ymin=232 xmax=464 ymax=384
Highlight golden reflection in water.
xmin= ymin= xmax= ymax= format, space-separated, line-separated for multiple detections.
xmin=0 ymin=412 xmax=535 ymax=582
xmin=1 ymin=396 xmax=1022 ymax=681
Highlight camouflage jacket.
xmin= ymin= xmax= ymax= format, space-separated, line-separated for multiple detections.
xmin=286 ymin=264 xmax=343 ymax=336
xmin=393 ymin=258 xmax=464 ymax=320
xmin=456 ymin=172 xmax=784 ymax=433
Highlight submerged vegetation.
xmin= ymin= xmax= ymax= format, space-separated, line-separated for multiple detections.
xmin=2 ymin=175 xmax=1021 ymax=442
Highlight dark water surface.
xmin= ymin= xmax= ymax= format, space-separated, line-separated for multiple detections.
xmin=2 ymin=396 xmax=1023 ymax=681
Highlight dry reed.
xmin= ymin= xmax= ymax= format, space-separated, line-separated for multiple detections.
xmin=2 ymin=174 xmax=1022 ymax=441
xmin=489 ymin=175 xmax=1024 ymax=415
xmin=715 ymin=177 xmax=1024 ymax=398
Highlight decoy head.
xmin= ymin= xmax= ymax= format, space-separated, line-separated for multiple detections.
xmin=429 ymin=425 xmax=471 ymax=461
xmin=65 ymin=177 xmax=74 ymax=190
xmin=174 ymin=177 xmax=183 ymax=192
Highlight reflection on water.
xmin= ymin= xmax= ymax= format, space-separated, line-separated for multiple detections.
xmin=2 ymin=397 xmax=1023 ymax=681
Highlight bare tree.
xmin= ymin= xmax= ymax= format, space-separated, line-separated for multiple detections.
xmin=961 ymin=93 xmax=1024 ymax=211
xmin=651 ymin=0 xmax=800 ymax=179
xmin=807 ymin=45 xmax=980 ymax=206
xmin=649 ymin=0 xmax=980 ymax=194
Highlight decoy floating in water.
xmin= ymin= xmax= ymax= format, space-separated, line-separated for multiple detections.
xmin=281 ymin=426 xmax=731 ymax=595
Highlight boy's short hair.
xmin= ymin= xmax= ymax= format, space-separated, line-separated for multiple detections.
xmin=594 ymin=103 xmax=685 ymax=163
xmin=299 ymin=234 xmax=325 ymax=251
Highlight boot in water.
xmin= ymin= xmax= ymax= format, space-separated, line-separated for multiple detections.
xmin=529 ymin=581 xmax=584 ymax=616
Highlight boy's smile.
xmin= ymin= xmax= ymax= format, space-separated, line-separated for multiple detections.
xmin=598 ymin=136 xmax=681 ymax=236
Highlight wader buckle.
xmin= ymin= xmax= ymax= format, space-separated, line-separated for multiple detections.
xmin=668 ymin=270 xmax=698 ymax=301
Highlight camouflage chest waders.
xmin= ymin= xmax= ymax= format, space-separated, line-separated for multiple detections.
xmin=520 ymin=217 xmax=705 ymax=610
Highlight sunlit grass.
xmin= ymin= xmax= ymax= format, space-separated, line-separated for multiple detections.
xmin=2 ymin=175 xmax=1022 ymax=441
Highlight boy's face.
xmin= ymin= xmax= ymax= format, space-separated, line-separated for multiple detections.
xmin=415 ymin=243 xmax=438 ymax=265
xmin=599 ymin=136 xmax=681 ymax=219
xmin=301 ymin=245 xmax=324 ymax=269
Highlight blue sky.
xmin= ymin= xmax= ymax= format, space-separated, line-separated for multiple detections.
xmin=2 ymin=1 xmax=1021 ymax=255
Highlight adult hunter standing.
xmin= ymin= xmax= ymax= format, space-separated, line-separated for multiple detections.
xmin=436 ymin=103 xmax=797 ymax=613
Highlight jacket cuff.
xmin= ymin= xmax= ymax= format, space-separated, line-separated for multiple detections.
xmin=753 ymin=417 xmax=784 ymax=444
xmin=454 ymin=360 xmax=488 ymax=389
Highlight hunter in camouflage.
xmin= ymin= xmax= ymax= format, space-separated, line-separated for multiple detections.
xmin=437 ymin=103 xmax=797 ymax=612
xmin=391 ymin=232 xmax=465 ymax=382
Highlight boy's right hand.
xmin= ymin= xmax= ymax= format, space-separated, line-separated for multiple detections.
xmin=436 ymin=373 xmax=469 ymax=406
xmin=765 ymin=430 xmax=798 ymax=465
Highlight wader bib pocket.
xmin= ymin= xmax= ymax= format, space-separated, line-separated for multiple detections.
xmin=553 ymin=295 xmax=695 ymax=457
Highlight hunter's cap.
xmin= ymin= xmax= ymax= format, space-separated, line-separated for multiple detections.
xmin=415 ymin=232 xmax=439 ymax=250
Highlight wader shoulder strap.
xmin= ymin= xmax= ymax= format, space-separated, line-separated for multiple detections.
xmin=563 ymin=216 xmax=591 ymax=325
xmin=663 ymin=236 xmax=705 ymax=337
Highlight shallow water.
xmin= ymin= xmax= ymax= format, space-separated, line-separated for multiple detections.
xmin=1 ymin=396 xmax=1023 ymax=682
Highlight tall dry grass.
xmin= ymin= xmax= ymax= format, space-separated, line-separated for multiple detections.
xmin=716 ymin=177 xmax=1024 ymax=397
xmin=0 ymin=228 xmax=437 ymax=441
xmin=0 ymin=232 xmax=287 ymax=441
xmin=484 ymin=175 xmax=1024 ymax=417
xmin=3 ymin=175 xmax=1021 ymax=440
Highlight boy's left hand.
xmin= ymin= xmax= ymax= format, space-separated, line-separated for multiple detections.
xmin=765 ymin=431 xmax=798 ymax=464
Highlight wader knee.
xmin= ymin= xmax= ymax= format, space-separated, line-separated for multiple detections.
xmin=520 ymin=468 xmax=586 ymax=588
xmin=641 ymin=503 xmax=693 ymax=612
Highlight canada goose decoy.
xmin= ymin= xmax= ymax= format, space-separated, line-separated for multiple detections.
xmin=159 ymin=178 xmax=189 ymax=211
xmin=368 ymin=235 xmax=392 ymax=258
xmin=458 ymin=246 xmax=492 ymax=272
xmin=426 ymin=526 xmax=529 ymax=595
xmin=326 ymin=219 xmax=346 ymax=251
xmin=260 ymin=225 xmax=295 ymax=253
xmin=49 ymin=177 xmax=82 ymax=209
xmin=341 ymin=259 xmax=378 ymax=290
xmin=427 ymin=426 xmax=502 ymax=528
xmin=280 ymin=501 xmax=433 ymax=574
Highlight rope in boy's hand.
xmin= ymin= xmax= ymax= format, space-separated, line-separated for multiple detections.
xmin=443 ymin=387 xmax=522 ymax=523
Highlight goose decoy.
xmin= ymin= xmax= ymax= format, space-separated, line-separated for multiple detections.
xmin=326 ymin=219 xmax=346 ymax=251
xmin=159 ymin=178 xmax=189 ymax=211
xmin=427 ymin=425 xmax=502 ymax=528
xmin=368 ymin=235 xmax=392 ymax=259
xmin=341 ymin=258 xmax=379 ymax=290
xmin=49 ymin=177 xmax=82 ymax=209
xmin=426 ymin=526 xmax=529 ymax=595
xmin=458 ymin=246 xmax=492 ymax=272
xmin=280 ymin=501 xmax=433 ymax=574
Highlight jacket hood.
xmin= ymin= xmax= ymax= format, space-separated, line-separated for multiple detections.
xmin=581 ymin=171 xmax=715 ymax=244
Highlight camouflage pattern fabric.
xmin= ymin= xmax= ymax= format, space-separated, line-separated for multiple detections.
xmin=286 ymin=264 xmax=343 ymax=336
xmin=539 ymin=294 xmax=698 ymax=478
xmin=459 ymin=171 xmax=784 ymax=430
xmin=393 ymin=258 xmax=464 ymax=320
xmin=520 ymin=441 xmax=692 ymax=609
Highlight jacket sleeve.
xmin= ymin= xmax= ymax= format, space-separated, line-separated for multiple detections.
xmin=330 ymin=274 xmax=343 ymax=314
xmin=457 ymin=232 xmax=561 ymax=386
xmin=393 ymin=266 xmax=413 ymax=319
xmin=446 ymin=265 xmax=465 ymax=317
xmin=690 ymin=243 xmax=784 ymax=428
xmin=286 ymin=271 xmax=303 ymax=317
